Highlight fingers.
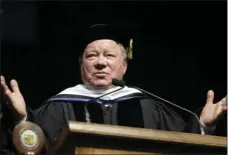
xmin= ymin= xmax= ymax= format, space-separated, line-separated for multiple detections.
xmin=206 ymin=90 xmax=214 ymax=105
xmin=0 ymin=75 xmax=7 ymax=89
xmin=0 ymin=76 xmax=14 ymax=107
xmin=220 ymin=96 xmax=227 ymax=110
xmin=214 ymin=97 xmax=227 ymax=121
xmin=1 ymin=76 xmax=20 ymax=93
xmin=0 ymin=75 xmax=12 ymax=97
xmin=10 ymin=79 xmax=20 ymax=92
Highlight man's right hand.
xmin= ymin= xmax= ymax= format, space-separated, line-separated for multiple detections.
xmin=0 ymin=75 xmax=27 ymax=121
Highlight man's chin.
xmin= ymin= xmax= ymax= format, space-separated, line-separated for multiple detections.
xmin=93 ymin=84 xmax=110 ymax=90
xmin=91 ymin=82 xmax=112 ymax=90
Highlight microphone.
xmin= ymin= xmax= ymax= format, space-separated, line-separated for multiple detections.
xmin=112 ymin=79 xmax=126 ymax=87
xmin=111 ymin=78 xmax=203 ymax=127
xmin=84 ymin=81 xmax=125 ymax=123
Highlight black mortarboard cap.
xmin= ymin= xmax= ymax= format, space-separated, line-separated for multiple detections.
xmin=80 ymin=24 xmax=133 ymax=60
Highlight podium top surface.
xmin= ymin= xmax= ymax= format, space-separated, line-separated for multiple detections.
xmin=67 ymin=121 xmax=227 ymax=147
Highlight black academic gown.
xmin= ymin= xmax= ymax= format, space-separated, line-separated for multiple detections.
xmin=32 ymin=92 xmax=201 ymax=147
xmin=1 ymin=92 xmax=201 ymax=155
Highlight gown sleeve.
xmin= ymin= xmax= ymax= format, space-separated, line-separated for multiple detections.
xmin=140 ymin=98 xmax=203 ymax=133
xmin=28 ymin=101 xmax=72 ymax=147
xmin=0 ymin=100 xmax=72 ymax=155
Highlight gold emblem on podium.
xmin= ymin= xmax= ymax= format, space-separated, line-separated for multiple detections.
xmin=20 ymin=129 xmax=38 ymax=148
xmin=13 ymin=121 xmax=45 ymax=154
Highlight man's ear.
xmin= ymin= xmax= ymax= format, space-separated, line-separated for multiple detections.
xmin=123 ymin=60 xmax=128 ymax=75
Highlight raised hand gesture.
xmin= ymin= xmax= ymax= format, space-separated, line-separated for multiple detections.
xmin=1 ymin=75 xmax=27 ymax=120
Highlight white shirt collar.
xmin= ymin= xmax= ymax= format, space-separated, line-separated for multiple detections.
xmin=58 ymin=84 xmax=142 ymax=100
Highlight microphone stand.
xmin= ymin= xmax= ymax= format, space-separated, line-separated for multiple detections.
xmin=111 ymin=79 xmax=204 ymax=127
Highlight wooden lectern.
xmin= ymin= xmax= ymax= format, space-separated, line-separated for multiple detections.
xmin=48 ymin=121 xmax=227 ymax=155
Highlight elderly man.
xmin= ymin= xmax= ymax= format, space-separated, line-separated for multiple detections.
xmin=0 ymin=24 xmax=227 ymax=154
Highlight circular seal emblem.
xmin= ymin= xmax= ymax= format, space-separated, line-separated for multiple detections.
xmin=20 ymin=129 xmax=38 ymax=148
xmin=13 ymin=121 xmax=45 ymax=153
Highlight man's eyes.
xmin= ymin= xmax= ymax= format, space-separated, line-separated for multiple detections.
xmin=86 ymin=53 xmax=116 ymax=58
xmin=106 ymin=54 xmax=115 ymax=57
xmin=86 ymin=54 xmax=96 ymax=58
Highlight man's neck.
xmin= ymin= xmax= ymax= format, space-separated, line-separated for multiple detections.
xmin=85 ymin=84 xmax=115 ymax=91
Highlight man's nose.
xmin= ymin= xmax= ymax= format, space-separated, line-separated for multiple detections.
xmin=95 ymin=56 xmax=107 ymax=70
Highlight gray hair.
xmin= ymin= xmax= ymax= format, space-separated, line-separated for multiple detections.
xmin=117 ymin=43 xmax=128 ymax=60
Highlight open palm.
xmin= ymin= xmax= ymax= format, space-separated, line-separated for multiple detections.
xmin=200 ymin=90 xmax=227 ymax=126
xmin=1 ymin=75 xmax=27 ymax=120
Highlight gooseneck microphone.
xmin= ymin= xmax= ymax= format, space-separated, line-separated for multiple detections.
xmin=112 ymin=79 xmax=126 ymax=87
xmin=111 ymin=78 xmax=203 ymax=127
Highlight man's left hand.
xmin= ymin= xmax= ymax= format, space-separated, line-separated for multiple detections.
xmin=200 ymin=90 xmax=227 ymax=126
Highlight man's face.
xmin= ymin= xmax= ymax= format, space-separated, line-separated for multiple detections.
xmin=80 ymin=39 xmax=127 ymax=89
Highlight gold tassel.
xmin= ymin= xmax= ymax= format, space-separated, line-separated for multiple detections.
xmin=127 ymin=38 xmax=133 ymax=60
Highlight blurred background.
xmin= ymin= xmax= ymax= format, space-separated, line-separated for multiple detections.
xmin=1 ymin=1 xmax=227 ymax=136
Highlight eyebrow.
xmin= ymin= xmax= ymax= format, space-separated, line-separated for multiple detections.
xmin=104 ymin=50 xmax=115 ymax=53
xmin=85 ymin=48 xmax=115 ymax=53
xmin=85 ymin=48 xmax=98 ymax=53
